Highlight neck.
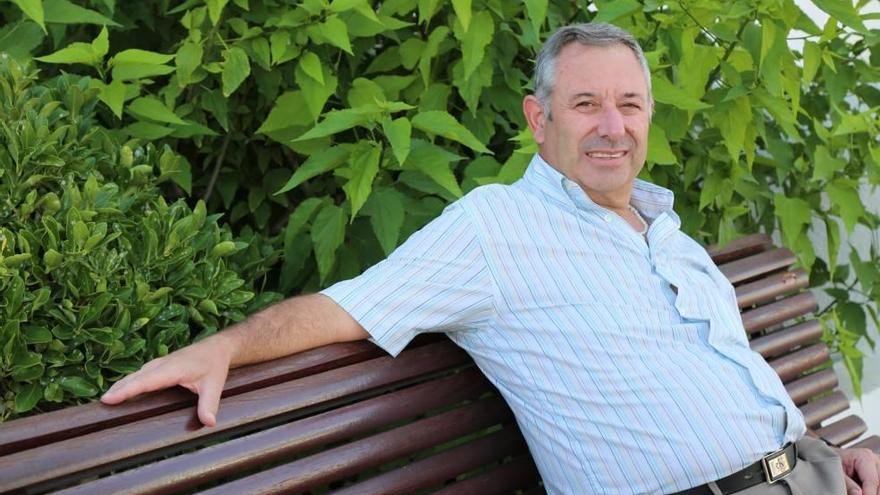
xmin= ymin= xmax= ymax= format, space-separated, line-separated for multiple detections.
xmin=582 ymin=188 xmax=632 ymax=213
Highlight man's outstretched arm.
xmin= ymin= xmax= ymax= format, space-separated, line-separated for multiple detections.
xmin=100 ymin=294 xmax=368 ymax=426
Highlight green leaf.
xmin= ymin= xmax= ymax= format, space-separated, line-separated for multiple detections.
xmin=321 ymin=16 xmax=353 ymax=55
xmin=652 ymin=77 xmax=711 ymax=111
xmin=160 ymin=153 xmax=192 ymax=194
xmin=311 ymin=203 xmax=346 ymax=283
xmin=128 ymin=96 xmax=186 ymax=125
xmin=256 ymin=91 xmax=313 ymax=135
xmin=809 ymin=0 xmax=870 ymax=34
xmin=23 ymin=326 xmax=52 ymax=344
xmin=825 ymin=217 xmax=840 ymax=278
xmin=222 ymin=47 xmax=251 ymax=96
xmin=35 ymin=42 xmax=98 ymax=66
xmin=411 ymin=110 xmax=491 ymax=154
xmin=124 ymin=121 xmax=174 ymax=139
xmin=699 ymin=172 xmax=725 ymax=210
xmin=832 ymin=112 xmax=870 ymax=136
xmin=802 ymin=40 xmax=820 ymax=87
xmin=418 ymin=26 xmax=449 ymax=86
xmin=451 ymin=0 xmax=471 ymax=32
xmin=647 ymin=124 xmax=676 ymax=165
xmin=418 ymin=0 xmax=441 ymax=24
xmin=91 ymin=26 xmax=109 ymax=58
xmin=592 ymin=0 xmax=640 ymax=23
xmin=276 ymin=146 xmax=350 ymax=194
xmin=0 ymin=20 xmax=45 ymax=60
xmin=406 ymin=140 xmax=464 ymax=198
xmin=827 ymin=180 xmax=865 ymax=233
xmin=367 ymin=187 xmax=405 ymax=256
xmin=382 ymin=117 xmax=412 ymax=166
xmin=98 ymin=78 xmax=125 ymax=118
xmin=774 ymin=194 xmax=812 ymax=246
xmin=59 ymin=376 xmax=98 ymax=397
xmin=293 ymin=107 xmax=378 ymax=141
xmin=206 ymin=0 xmax=229 ymax=25
xmin=342 ymin=141 xmax=382 ymax=219
xmin=714 ymin=96 xmax=751 ymax=163
xmin=456 ymin=10 xmax=493 ymax=80
xmin=14 ymin=383 xmax=42 ymax=413
xmin=294 ymin=62 xmax=337 ymax=120
xmin=43 ymin=0 xmax=120 ymax=26
xmin=176 ymin=41 xmax=203 ymax=86
xmin=523 ymin=0 xmax=547 ymax=35
xmin=812 ymin=145 xmax=845 ymax=181
xmin=112 ymin=63 xmax=175 ymax=81
xmin=112 ymin=49 xmax=175 ymax=66
xmin=11 ymin=0 xmax=45 ymax=31
xmin=329 ymin=0 xmax=379 ymax=21
xmin=298 ymin=50 xmax=323 ymax=84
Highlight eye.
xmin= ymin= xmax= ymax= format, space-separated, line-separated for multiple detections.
xmin=575 ymin=101 xmax=595 ymax=109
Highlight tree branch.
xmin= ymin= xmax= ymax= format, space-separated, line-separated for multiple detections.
xmin=203 ymin=132 xmax=232 ymax=202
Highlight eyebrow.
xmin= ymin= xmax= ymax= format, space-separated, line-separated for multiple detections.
xmin=570 ymin=92 xmax=646 ymax=101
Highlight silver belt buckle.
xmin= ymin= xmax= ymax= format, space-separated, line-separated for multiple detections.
xmin=762 ymin=445 xmax=793 ymax=484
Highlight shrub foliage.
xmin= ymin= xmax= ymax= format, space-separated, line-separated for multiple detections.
xmin=0 ymin=58 xmax=278 ymax=419
xmin=0 ymin=0 xmax=878 ymax=394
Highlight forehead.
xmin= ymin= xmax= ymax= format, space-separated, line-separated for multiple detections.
xmin=553 ymin=43 xmax=648 ymax=97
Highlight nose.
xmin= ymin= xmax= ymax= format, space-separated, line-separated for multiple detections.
xmin=597 ymin=106 xmax=626 ymax=139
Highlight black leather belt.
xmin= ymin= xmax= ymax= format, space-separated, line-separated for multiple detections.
xmin=672 ymin=443 xmax=797 ymax=495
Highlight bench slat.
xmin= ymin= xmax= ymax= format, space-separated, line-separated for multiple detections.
xmin=0 ymin=341 xmax=469 ymax=493
xmin=785 ymin=369 xmax=839 ymax=405
xmin=849 ymin=435 xmax=880 ymax=454
xmin=54 ymin=369 xmax=492 ymax=495
xmin=799 ymin=391 xmax=850 ymax=428
xmin=331 ymin=428 xmax=528 ymax=495
xmin=741 ymin=292 xmax=817 ymax=334
xmin=199 ymin=398 xmax=515 ymax=494
xmin=431 ymin=455 xmax=542 ymax=495
xmin=735 ymin=270 xmax=809 ymax=309
xmin=707 ymin=234 xmax=773 ymax=265
xmin=718 ymin=248 xmax=796 ymax=285
xmin=749 ymin=320 xmax=822 ymax=358
xmin=768 ymin=343 xmax=829 ymax=383
xmin=816 ymin=415 xmax=868 ymax=446
xmin=0 ymin=340 xmax=383 ymax=457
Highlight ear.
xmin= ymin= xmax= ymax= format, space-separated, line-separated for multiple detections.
xmin=522 ymin=95 xmax=547 ymax=144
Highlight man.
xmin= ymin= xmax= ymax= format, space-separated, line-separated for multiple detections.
xmin=102 ymin=23 xmax=879 ymax=494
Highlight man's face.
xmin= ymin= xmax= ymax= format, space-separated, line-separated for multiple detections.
xmin=524 ymin=43 xmax=652 ymax=205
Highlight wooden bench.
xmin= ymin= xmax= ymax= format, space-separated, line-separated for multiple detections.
xmin=1 ymin=234 xmax=877 ymax=494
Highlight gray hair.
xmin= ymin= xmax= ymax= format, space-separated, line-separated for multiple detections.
xmin=534 ymin=23 xmax=652 ymax=119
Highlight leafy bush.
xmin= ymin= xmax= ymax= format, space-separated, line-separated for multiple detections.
xmin=0 ymin=58 xmax=279 ymax=420
xmin=0 ymin=1 xmax=878 ymax=391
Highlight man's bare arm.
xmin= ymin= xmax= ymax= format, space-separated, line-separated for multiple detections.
xmin=100 ymin=293 xmax=368 ymax=426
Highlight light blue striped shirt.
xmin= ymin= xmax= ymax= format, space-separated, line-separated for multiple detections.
xmin=322 ymin=154 xmax=806 ymax=494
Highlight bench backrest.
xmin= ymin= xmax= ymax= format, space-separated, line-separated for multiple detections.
xmin=0 ymin=234 xmax=876 ymax=494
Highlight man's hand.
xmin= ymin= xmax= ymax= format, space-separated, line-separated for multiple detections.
xmin=839 ymin=446 xmax=880 ymax=495
xmin=100 ymin=333 xmax=237 ymax=427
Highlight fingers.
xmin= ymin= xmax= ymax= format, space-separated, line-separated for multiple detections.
xmin=193 ymin=371 xmax=227 ymax=427
xmin=855 ymin=451 xmax=880 ymax=495
xmin=846 ymin=475 xmax=863 ymax=495
xmin=842 ymin=448 xmax=880 ymax=495
xmin=101 ymin=359 xmax=180 ymax=404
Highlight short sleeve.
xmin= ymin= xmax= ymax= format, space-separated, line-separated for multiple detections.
xmin=320 ymin=202 xmax=495 ymax=356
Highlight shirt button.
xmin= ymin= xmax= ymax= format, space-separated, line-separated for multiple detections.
xmin=603 ymin=214 xmax=612 ymax=222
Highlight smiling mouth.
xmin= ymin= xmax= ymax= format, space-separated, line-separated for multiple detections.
xmin=585 ymin=150 xmax=627 ymax=159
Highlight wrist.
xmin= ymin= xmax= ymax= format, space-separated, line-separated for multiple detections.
xmin=207 ymin=329 xmax=243 ymax=367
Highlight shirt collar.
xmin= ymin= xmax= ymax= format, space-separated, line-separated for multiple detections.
xmin=522 ymin=153 xmax=678 ymax=223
